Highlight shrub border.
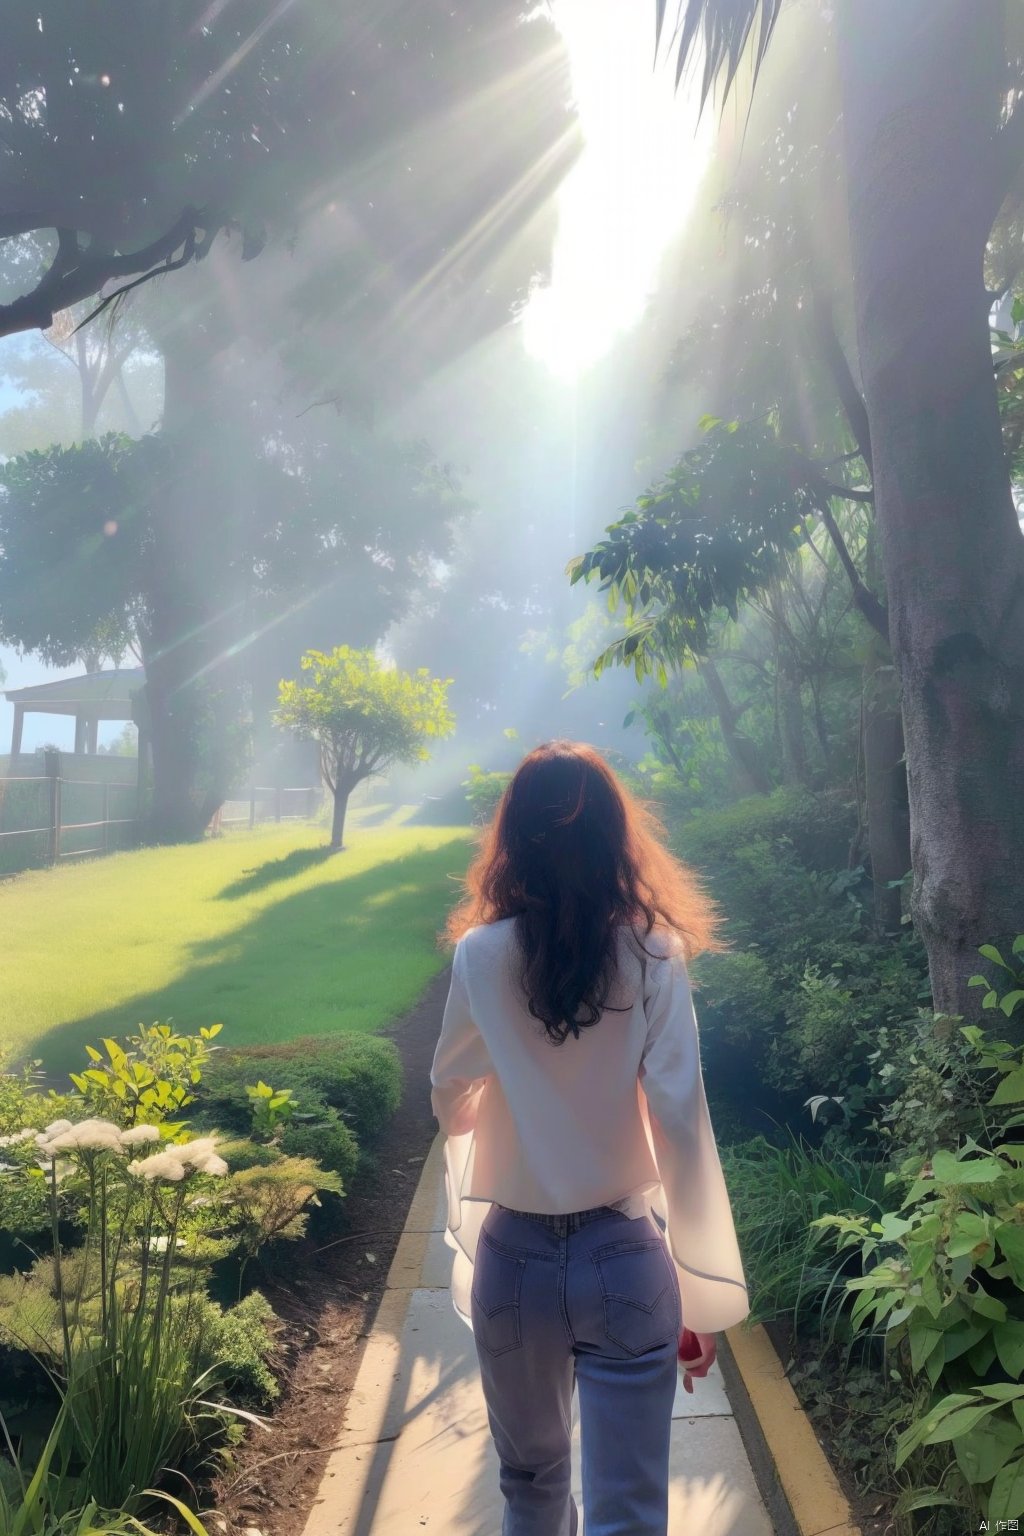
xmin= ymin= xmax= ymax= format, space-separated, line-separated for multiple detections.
xmin=719 ymin=1321 xmax=862 ymax=1536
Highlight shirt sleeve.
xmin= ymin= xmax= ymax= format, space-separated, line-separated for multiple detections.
xmin=430 ymin=940 xmax=493 ymax=1137
xmin=638 ymin=941 xmax=750 ymax=1334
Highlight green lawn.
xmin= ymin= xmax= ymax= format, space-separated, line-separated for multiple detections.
xmin=2 ymin=806 xmax=473 ymax=1074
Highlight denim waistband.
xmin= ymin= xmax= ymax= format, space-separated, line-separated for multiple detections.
xmin=494 ymin=1202 xmax=627 ymax=1233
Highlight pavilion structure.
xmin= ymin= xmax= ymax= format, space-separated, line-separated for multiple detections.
xmin=4 ymin=667 xmax=146 ymax=758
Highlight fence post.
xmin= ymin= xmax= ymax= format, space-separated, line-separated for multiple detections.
xmin=44 ymin=749 xmax=61 ymax=864
xmin=102 ymin=781 xmax=110 ymax=854
xmin=249 ymin=779 xmax=257 ymax=831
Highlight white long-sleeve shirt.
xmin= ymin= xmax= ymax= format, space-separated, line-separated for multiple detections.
xmin=430 ymin=917 xmax=750 ymax=1336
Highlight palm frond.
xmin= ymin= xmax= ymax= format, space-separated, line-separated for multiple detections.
xmin=655 ymin=0 xmax=784 ymax=113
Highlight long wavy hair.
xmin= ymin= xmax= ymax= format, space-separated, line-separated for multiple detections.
xmin=445 ymin=741 xmax=730 ymax=1045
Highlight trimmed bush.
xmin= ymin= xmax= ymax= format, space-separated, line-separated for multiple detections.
xmin=206 ymin=1033 xmax=402 ymax=1144
xmin=675 ymin=785 xmax=857 ymax=882
xmin=280 ymin=1111 xmax=359 ymax=1187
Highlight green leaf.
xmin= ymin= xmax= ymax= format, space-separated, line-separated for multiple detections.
xmin=1001 ymin=991 xmax=1024 ymax=1017
xmin=988 ymin=1455 xmax=1024 ymax=1520
xmin=1013 ymin=935 xmax=1024 ymax=957
xmin=931 ymin=1148 xmax=1004 ymax=1182
xmin=948 ymin=1211 xmax=993 ymax=1258
xmin=909 ymin=1324 xmax=945 ymax=1374
xmin=980 ymin=944 xmax=1010 ymax=969
xmin=991 ymin=1068 xmax=1024 ymax=1105
xmin=971 ymin=1290 xmax=1009 ymax=1323
xmin=970 ymin=1339 xmax=1000 ymax=1376
xmin=954 ymin=1415 xmax=1022 ymax=1485
xmin=996 ymin=1224 xmax=1024 ymax=1280
xmin=921 ymin=1401 xmax=999 ymax=1444
xmin=994 ymin=1321 xmax=1024 ymax=1379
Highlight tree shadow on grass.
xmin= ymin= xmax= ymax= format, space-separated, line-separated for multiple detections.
xmin=350 ymin=802 xmax=400 ymax=829
xmin=32 ymin=843 xmax=469 ymax=1079
xmin=218 ymin=844 xmax=336 ymax=901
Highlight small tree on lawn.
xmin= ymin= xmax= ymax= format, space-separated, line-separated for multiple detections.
xmin=275 ymin=648 xmax=455 ymax=851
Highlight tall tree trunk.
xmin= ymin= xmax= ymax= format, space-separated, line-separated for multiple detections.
xmin=777 ymin=659 xmax=808 ymax=786
xmin=838 ymin=0 xmax=1024 ymax=1020
xmin=862 ymin=657 xmax=911 ymax=935
xmin=698 ymin=658 xmax=773 ymax=795
xmin=143 ymin=333 xmax=244 ymax=841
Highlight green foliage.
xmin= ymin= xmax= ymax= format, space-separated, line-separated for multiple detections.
xmin=721 ymin=1131 xmax=892 ymax=1333
xmin=202 ymin=1035 xmax=402 ymax=1145
xmin=279 ymin=1114 xmax=359 ymax=1189
xmin=461 ymin=764 xmax=512 ymax=821
xmin=275 ymin=647 xmax=455 ymax=790
xmin=0 ymin=1394 xmax=213 ymax=1534
xmin=244 ymin=1082 xmax=295 ymax=1139
xmin=218 ymin=1153 xmax=343 ymax=1274
xmin=567 ymin=417 xmax=824 ymax=681
xmin=673 ymin=788 xmax=930 ymax=1108
xmin=676 ymin=785 xmax=856 ymax=877
xmin=807 ymin=962 xmax=1024 ymax=1524
xmin=183 ymin=1292 xmax=280 ymax=1407
xmin=68 ymin=1024 xmax=223 ymax=1130
xmin=0 ymin=1114 xmax=242 ymax=1517
xmin=0 ymin=436 xmax=157 ymax=668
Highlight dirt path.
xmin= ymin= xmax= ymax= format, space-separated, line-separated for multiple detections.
xmin=211 ymin=964 xmax=451 ymax=1536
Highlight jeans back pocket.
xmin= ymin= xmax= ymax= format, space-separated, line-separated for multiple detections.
xmin=471 ymin=1232 xmax=526 ymax=1357
xmin=591 ymin=1237 xmax=681 ymax=1356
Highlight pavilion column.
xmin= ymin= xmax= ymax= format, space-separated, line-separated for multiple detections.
xmin=87 ymin=718 xmax=99 ymax=755
xmin=74 ymin=716 xmax=86 ymax=755
xmin=10 ymin=706 xmax=24 ymax=757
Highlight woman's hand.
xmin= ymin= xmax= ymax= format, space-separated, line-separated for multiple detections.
xmin=678 ymin=1329 xmax=717 ymax=1393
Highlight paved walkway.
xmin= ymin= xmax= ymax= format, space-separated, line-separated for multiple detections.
xmin=303 ymin=1135 xmax=776 ymax=1536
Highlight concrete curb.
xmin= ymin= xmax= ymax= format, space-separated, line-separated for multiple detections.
xmin=719 ymin=1322 xmax=862 ymax=1536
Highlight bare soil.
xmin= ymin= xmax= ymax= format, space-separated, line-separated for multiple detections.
xmin=209 ymin=964 xmax=451 ymax=1536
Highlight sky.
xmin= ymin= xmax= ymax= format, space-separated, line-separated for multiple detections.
xmin=0 ymin=0 xmax=711 ymax=757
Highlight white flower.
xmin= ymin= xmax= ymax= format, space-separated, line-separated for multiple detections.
xmin=195 ymin=1154 xmax=228 ymax=1178
xmin=42 ymin=1120 xmax=74 ymax=1138
xmin=43 ymin=1119 xmax=124 ymax=1154
xmin=128 ymin=1151 xmax=187 ymax=1182
xmin=120 ymin=1125 xmax=161 ymax=1147
xmin=0 ymin=1128 xmax=37 ymax=1147
xmin=176 ymin=1137 xmax=218 ymax=1167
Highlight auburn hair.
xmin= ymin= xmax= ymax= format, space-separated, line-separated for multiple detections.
xmin=444 ymin=740 xmax=730 ymax=1045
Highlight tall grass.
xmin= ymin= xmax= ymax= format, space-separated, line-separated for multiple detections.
xmin=721 ymin=1127 xmax=892 ymax=1351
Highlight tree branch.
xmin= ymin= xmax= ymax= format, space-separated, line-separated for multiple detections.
xmin=808 ymin=289 xmax=873 ymax=474
xmin=818 ymin=480 xmax=874 ymax=503
xmin=814 ymin=498 xmax=889 ymax=642
xmin=0 ymin=208 xmax=212 ymax=340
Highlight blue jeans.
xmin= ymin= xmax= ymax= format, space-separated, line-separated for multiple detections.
xmin=470 ymin=1202 xmax=682 ymax=1536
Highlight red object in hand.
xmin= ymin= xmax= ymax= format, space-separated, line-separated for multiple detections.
xmin=678 ymin=1327 xmax=716 ymax=1392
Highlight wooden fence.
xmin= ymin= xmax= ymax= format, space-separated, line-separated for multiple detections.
xmin=219 ymin=784 xmax=325 ymax=829
xmin=0 ymin=751 xmax=137 ymax=874
xmin=0 ymin=752 xmax=325 ymax=876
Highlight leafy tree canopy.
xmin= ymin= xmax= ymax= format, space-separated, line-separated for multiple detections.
xmin=276 ymin=646 xmax=455 ymax=847
xmin=0 ymin=0 xmax=579 ymax=373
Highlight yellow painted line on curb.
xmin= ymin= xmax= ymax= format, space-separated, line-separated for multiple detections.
xmin=725 ymin=1320 xmax=862 ymax=1536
